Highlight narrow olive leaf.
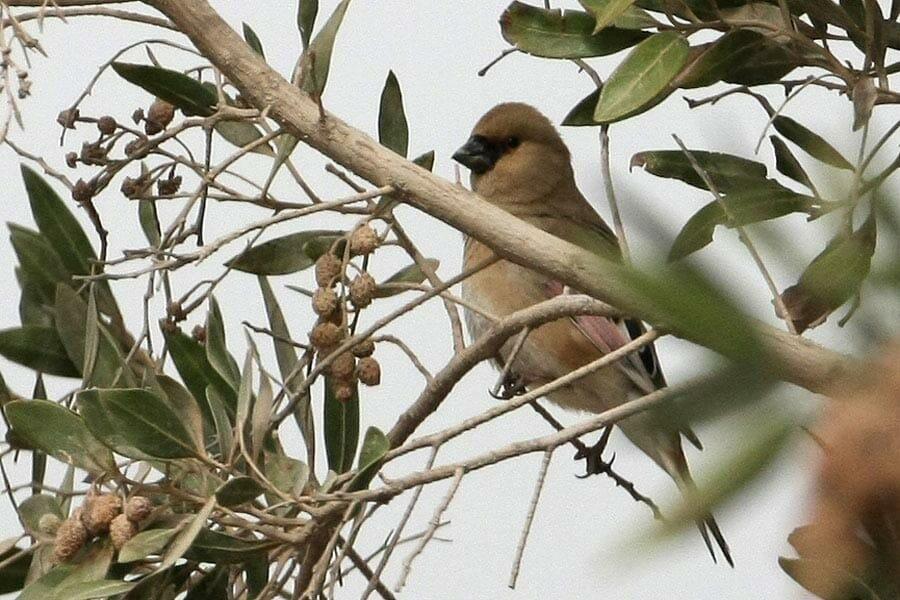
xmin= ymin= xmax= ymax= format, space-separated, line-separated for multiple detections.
xmin=57 ymin=464 xmax=75 ymax=515
xmin=630 ymin=149 xmax=769 ymax=192
xmin=213 ymin=121 xmax=274 ymax=156
xmin=235 ymin=349 xmax=254 ymax=435
xmin=0 ymin=326 xmax=79 ymax=377
xmin=675 ymin=30 xmax=782 ymax=89
xmin=655 ymin=413 xmax=795 ymax=539
xmin=17 ymin=268 xmax=53 ymax=328
xmin=250 ymin=374 xmax=273 ymax=460
xmin=378 ymin=71 xmax=409 ymax=157
xmin=299 ymin=0 xmax=351 ymax=96
xmin=216 ymin=477 xmax=265 ymax=507
xmin=257 ymin=277 xmax=299 ymax=383
xmin=30 ymin=376 xmax=47 ymax=497
xmin=264 ymin=453 xmax=309 ymax=497
xmin=111 ymin=63 xmax=215 ymax=116
xmin=184 ymin=565 xmax=228 ymax=600
xmin=297 ymin=0 xmax=319 ymax=49
xmin=580 ymin=0 xmax=639 ymax=31
xmin=779 ymin=215 xmax=877 ymax=332
xmin=668 ymin=202 xmax=723 ymax=261
xmin=501 ymin=1 xmax=649 ymax=58
xmin=78 ymin=388 xmax=204 ymax=460
xmin=242 ymin=23 xmax=265 ymax=59
xmin=324 ymin=377 xmax=359 ymax=474
xmin=185 ymin=528 xmax=272 ymax=564
xmin=772 ymin=116 xmax=854 ymax=170
xmin=138 ymin=199 xmax=161 ymax=247
xmin=25 ymin=542 xmax=114 ymax=600
xmin=163 ymin=328 xmax=236 ymax=419
xmin=770 ymin=135 xmax=814 ymax=190
xmin=62 ymin=580 xmax=137 ymax=600
xmin=206 ymin=387 xmax=234 ymax=459
xmin=374 ymin=259 xmax=441 ymax=298
xmin=722 ymin=38 xmax=799 ymax=86
xmin=8 ymin=225 xmax=69 ymax=304
xmin=562 ymin=89 xmax=601 ymax=127
xmin=226 ymin=230 xmax=344 ymax=275
xmin=159 ymin=497 xmax=215 ymax=571
xmin=4 ymin=400 xmax=114 ymax=474
xmin=118 ymin=529 xmax=177 ymax=563
xmin=790 ymin=0 xmax=862 ymax=33
xmin=156 ymin=375 xmax=205 ymax=450
xmin=205 ymin=297 xmax=240 ymax=390
xmin=18 ymin=495 xmax=63 ymax=535
xmin=594 ymin=31 xmax=689 ymax=123
xmin=18 ymin=564 xmax=73 ymax=600
xmin=852 ymin=76 xmax=876 ymax=131
xmin=82 ymin=288 xmax=99 ymax=387
xmin=245 ymin=556 xmax=269 ymax=600
xmin=0 ymin=544 xmax=31 ymax=594
xmin=348 ymin=427 xmax=389 ymax=491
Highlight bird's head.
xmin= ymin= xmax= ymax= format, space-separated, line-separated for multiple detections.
xmin=453 ymin=103 xmax=573 ymax=204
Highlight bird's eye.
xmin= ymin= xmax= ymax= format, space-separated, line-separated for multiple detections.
xmin=507 ymin=136 xmax=520 ymax=149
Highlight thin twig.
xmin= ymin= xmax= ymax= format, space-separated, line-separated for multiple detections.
xmin=509 ymin=449 xmax=553 ymax=589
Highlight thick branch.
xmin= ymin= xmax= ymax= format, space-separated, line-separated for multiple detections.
xmin=143 ymin=0 xmax=855 ymax=396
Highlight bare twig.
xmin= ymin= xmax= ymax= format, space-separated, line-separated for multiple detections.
xmin=508 ymin=449 xmax=553 ymax=589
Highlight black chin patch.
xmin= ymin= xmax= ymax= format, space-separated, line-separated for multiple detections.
xmin=452 ymin=135 xmax=501 ymax=174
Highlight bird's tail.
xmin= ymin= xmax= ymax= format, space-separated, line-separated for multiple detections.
xmin=661 ymin=442 xmax=734 ymax=567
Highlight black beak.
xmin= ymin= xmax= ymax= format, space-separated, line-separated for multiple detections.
xmin=452 ymin=135 xmax=499 ymax=175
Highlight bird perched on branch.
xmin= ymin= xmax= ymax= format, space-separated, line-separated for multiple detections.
xmin=452 ymin=102 xmax=731 ymax=566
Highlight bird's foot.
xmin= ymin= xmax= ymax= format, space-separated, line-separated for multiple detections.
xmin=575 ymin=426 xmax=615 ymax=478
xmin=489 ymin=371 xmax=527 ymax=400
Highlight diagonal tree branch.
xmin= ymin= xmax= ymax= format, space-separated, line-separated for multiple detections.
xmin=142 ymin=0 xmax=855 ymax=397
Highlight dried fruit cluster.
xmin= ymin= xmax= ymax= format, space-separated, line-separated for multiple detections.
xmin=52 ymin=494 xmax=153 ymax=562
xmin=308 ymin=225 xmax=383 ymax=401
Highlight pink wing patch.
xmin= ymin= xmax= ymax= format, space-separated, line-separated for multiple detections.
xmin=541 ymin=280 xmax=629 ymax=354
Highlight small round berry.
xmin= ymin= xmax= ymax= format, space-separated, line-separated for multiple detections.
xmin=192 ymin=324 xmax=207 ymax=344
xmin=131 ymin=108 xmax=145 ymax=125
xmin=145 ymin=98 xmax=175 ymax=134
xmin=53 ymin=517 xmax=88 ymax=562
xmin=312 ymin=287 xmax=339 ymax=317
xmin=97 ymin=116 xmax=117 ymax=136
xmin=328 ymin=353 xmax=356 ymax=380
xmin=82 ymin=494 xmax=122 ymax=536
xmin=124 ymin=496 xmax=153 ymax=522
xmin=65 ymin=152 xmax=78 ymax=168
xmin=110 ymin=514 xmax=138 ymax=550
xmin=56 ymin=108 xmax=80 ymax=129
xmin=310 ymin=322 xmax=343 ymax=350
xmin=72 ymin=179 xmax=94 ymax=204
xmin=351 ymin=338 xmax=375 ymax=358
xmin=349 ymin=273 xmax=376 ymax=309
xmin=315 ymin=254 xmax=342 ymax=288
xmin=349 ymin=225 xmax=379 ymax=256
xmin=357 ymin=357 xmax=381 ymax=387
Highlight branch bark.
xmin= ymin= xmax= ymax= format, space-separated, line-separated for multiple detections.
xmin=143 ymin=0 xmax=855 ymax=396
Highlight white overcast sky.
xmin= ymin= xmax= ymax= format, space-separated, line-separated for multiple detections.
xmin=1 ymin=1 xmax=897 ymax=598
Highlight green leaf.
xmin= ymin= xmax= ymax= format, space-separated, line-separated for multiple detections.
xmin=324 ymin=377 xmax=359 ymax=474
xmin=138 ymin=200 xmax=161 ymax=247
xmin=594 ymin=31 xmax=689 ymax=123
xmin=501 ymin=1 xmax=649 ymax=58
xmin=17 ymin=268 xmax=54 ymax=328
xmin=18 ymin=495 xmax=63 ymax=535
xmin=242 ymin=23 xmax=265 ymax=59
xmin=250 ymin=373 xmax=273 ymax=461
xmin=22 ymin=542 xmax=114 ymax=600
xmin=226 ymin=230 xmax=344 ymax=275
xmin=118 ymin=528 xmax=177 ymax=563
xmin=77 ymin=388 xmax=204 ymax=460
xmin=205 ymin=297 xmax=240 ymax=390
xmin=164 ymin=328 xmax=236 ymax=422
xmin=297 ymin=0 xmax=319 ymax=49
xmin=62 ymin=580 xmax=136 ymax=600
xmin=257 ymin=277 xmax=298 ymax=384
xmin=245 ymin=556 xmax=269 ymax=599
xmin=214 ymin=121 xmax=274 ymax=156
xmin=111 ymin=63 xmax=216 ymax=117
xmin=216 ymin=477 xmax=265 ymax=507
xmin=184 ymin=565 xmax=228 ymax=600
xmin=675 ymin=30 xmax=794 ymax=89
xmin=156 ymin=375 xmax=206 ymax=450
xmin=561 ymin=89 xmax=601 ymax=127
xmin=413 ymin=150 xmax=435 ymax=172
xmin=8 ymin=225 xmax=69 ymax=305
xmin=348 ymin=427 xmax=389 ymax=491
xmin=378 ymin=71 xmax=409 ymax=157
xmin=780 ymin=216 xmax=876 ymax=332
xmin=206 ymin=387 xmax=234 ymax=460
xmin=4 ymin=400 xmax=114 ymax=474
xmin=769 ymin=136 xmax=814 ymax=190
xmin=264 ymin=453 xmax=309 ymax=498
xmin=0 ymin=326 xmax=79 ymax=377
xmin=374 ymin=259 xmax=440 ymax=298
xmin=0 ymin=544 xmax=31 ymax=594
xmin=235 ymin=350 xmax=254 ymax=435
xmin=669 ymin=186 xmax=815 ymax=260
xmin=185 ymin=528 xmax=272 ymax=564
xmin=299 ymin=0 xmax=351 ymax=97
xmin=579 ymin=0 xmax=648 ymax=31
xmin=772 ymin=116 xmax=854 ymax=170
xmin=159 ymin=497 xmax=215 ymax=571
xmin=630 ymin=149 xmax=769 ymax=192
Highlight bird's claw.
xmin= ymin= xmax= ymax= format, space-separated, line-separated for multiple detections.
xmin=576 ymin=445 xmax=616 ymax=479
xmin=489 ymin=371 xmax=527 ymax=400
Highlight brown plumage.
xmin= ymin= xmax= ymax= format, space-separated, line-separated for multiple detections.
xmin=454 ymin=102 xmax=732 ymax=565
